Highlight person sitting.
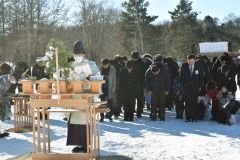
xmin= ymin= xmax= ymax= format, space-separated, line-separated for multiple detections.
xmin=206 ymin=80 xmax=218 ymax=121
xmin=216 ymin=86 xmax=234 ymax=124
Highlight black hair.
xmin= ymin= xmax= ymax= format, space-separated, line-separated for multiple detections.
xmin=142 ymin=53 xmax=153 ymax=60
xmin=187 ymin=54 xmax=196 ymax=60
xmin=151 ymin=65 xmax=160 ymax=73
xmin=131 ymin=51 xmax=140 ymax=59
xmin=0 ymin=63 xmax=12 ymax=75
xmin=102 ymin=58 xmax=110 ymax=65
xmin=126 ymin=60 xmax=134 ymax=69
xmin=154 ymin=54 xmax=164 ymax=62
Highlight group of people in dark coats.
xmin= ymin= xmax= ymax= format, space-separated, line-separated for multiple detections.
xmin=100 ymin=51 xmax=240 ymax=125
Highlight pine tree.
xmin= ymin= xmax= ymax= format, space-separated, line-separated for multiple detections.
xmin=120 ymin=0 xmax=158 ymax=53
xmin=168 ymin=0 xmax=200 ymax=58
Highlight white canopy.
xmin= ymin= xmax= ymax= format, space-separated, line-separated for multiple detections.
xmin=199 ymin=42 xmax=228 ymax=53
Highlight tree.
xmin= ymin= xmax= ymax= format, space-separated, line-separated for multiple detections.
xmin=0 ymin=0 xmax=69 ymax=64
xmin=74 ymin=0 xmax=120 ymax=61
xmin=201 ymin=15 xmax=219 ymax=41
xmin=120 ymin=0 xmax=158 ymax=53
xmin=168 ymin=0 xmax=200 ymax=58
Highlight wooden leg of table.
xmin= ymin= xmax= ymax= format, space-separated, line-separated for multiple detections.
xmin=86 ymin=108 xmax=89 ymax=160
xmin=90 ymin=105 xmax=93 ymax=160
xmin=97 ymin=113 xmax=100 ymax=157
xmin=37 ymin=107 xmax=41 ymax=152
xmin=48 ymin=113 xmax=51 ymax=153
xmin=14 ymin=100 xmax=16 ymax=132
xmin=24 ymin=100 xmax=27 ymax=127
xmin=32 ymin=106 xmax=36 ymax=153
xmin=93 ymin=106 xmax=97 ymax=159
xmin=16 ymin=100 xmax=21 ymax=132
xmin=21 ymin=100 xmax=23 ymax=131
xmin=42 ymin=107 xmax=46 ymax=153
xmin=29 ymin=102 xmax=31 ymax=127
xmin=27 ymin=101 xmax=29 ymax=127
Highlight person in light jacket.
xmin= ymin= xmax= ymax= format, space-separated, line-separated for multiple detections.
xmin=99 ymin=58 xmax=117 ymax=122
xmin=66 ymin=40 xmax=101 ymax=153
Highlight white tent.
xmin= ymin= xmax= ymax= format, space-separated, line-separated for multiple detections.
xmin=199 ymin=42 xmax=228 ymax=54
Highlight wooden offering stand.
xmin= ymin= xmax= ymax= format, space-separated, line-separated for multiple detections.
xmin=20 ymin=79 xmax=107 ymax=160
xmin=9 ymin=96 xmax=32 ymax=132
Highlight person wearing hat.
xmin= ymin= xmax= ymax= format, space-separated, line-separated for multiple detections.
xmin=0 ymin=63 xmax=16 ymax=138
xmin=66 ymin=40 xmax=101 ymax=153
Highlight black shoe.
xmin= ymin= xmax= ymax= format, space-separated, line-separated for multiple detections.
xmin=109 ymin=117 xmax=113 ymax=122
xmin=72 ymin=147 xmax=82 ymax=153
xmin=150 ymin=117 xmax=157 ymax=121
xmin=63 ymin=117 xmax=68 ymax=121
xmin=0 ymin=132 xmax=9 ymax=138
xmin=147 ymin=104 xmax=151 ymax=110
xmin=129 ymin=118 xmax=134 ymax=121
xmin=0 ymin=134 xmax=4 ymax=138
xmin=99 ymin=118 xmax=104 ymax=122
xmin=124 ymin=117 xmax=129 ymax=121
xmin=137 ymin=114 xmax=142 ymax=118
xmin=185 ymin=119 xmax=190 ymax=122
xmin=160 ymin=118 xmax=165 ymax=121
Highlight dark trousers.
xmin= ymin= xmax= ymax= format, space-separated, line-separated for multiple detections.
xmin=197 ymin=101 xmax=206 ymax=120
xmin=165 ymin=91 xmax=174 ymax=110
xmin=211 ymin=99 xmax=218 ymax=120
xmin=100 ymin=99 xmax=113 ymax=120
xmin=151 ymin=92 xmax=166 ymax=120
xmin=67 ymin=123 xmax=87 ymax=148
xmin=175 ymin=98 xmax=184 ymax=118
xmin=123 ymin=96 xmax=135 ymax=120
xmin=184 ymin=90 xmax=198 ymax=120
xmin=136 ymin=89 xmax=144 ymax=116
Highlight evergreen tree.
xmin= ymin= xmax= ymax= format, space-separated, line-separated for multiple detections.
xmin=120 ymin=0 xmax=158 ymax=53
xmin=168 ymin=0 xmax=200 ymax=58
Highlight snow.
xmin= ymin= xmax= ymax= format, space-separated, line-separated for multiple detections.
xmin=1 ymin=93 xmax=240 ymax=160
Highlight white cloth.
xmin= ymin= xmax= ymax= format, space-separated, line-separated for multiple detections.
xmin=69 ymin=59 xmax=100 ymax=125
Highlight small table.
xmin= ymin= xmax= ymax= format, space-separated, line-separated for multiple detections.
xmin=31 ymin=95 xmax=108 ymax=160
xmin=11 ymin=96 xmax=32 ymax=132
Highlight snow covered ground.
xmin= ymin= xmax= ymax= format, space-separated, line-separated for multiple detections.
xmin=1 ymin=93 xmax=240 ymax=160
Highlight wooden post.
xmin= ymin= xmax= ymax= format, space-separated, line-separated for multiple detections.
xmin=97 ymin=112 xmax=100 ymax=157
xmin=32 ymin=105 xmax=36 ymax=153
xmin=55 ymin=48 xmax=60 ymax=104
xmin=48 ymin=113 xmax=51 ymax=153
xmin=86 ymin=97 xmax=90 ymax=160
xmin=89 ymin=97 xmax=93 ymax=160
xmin=13 ymin=99 xmax=17 ymax=132
xmin=42 ymin=107 xmax=47 ymax=153
xmin=93 ymin=104 xmax=97 ymax=159
xmin=37 ymin=107 xmax=41 ymax=152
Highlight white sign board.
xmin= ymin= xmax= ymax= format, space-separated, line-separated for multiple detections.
xmin=199 ymin=42 xmax=228 ymax=53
